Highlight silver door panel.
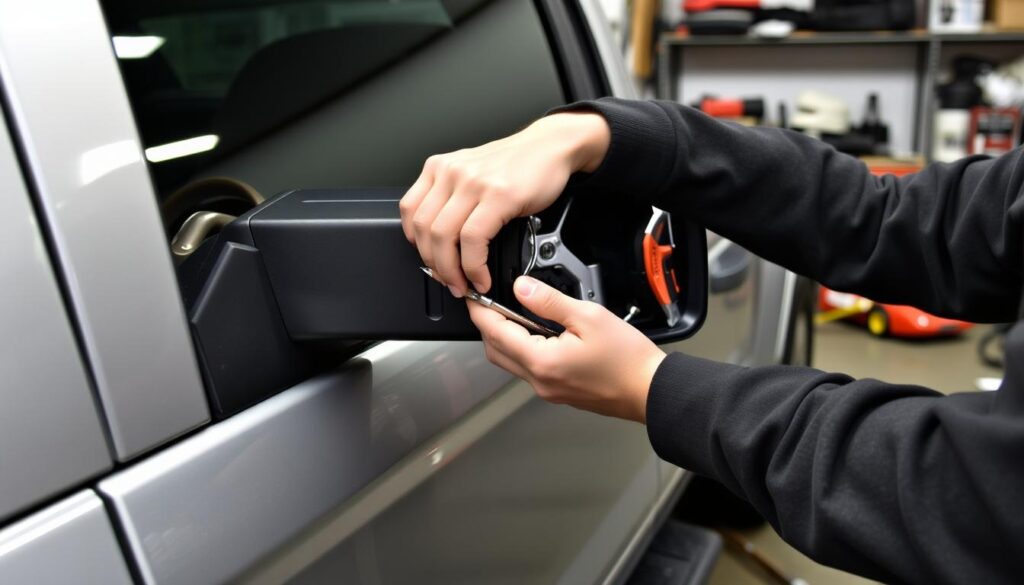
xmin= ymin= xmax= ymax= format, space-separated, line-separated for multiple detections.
xmin=0 ymin=0 xmax=209 ymax=460
xmin=100 ymin=341 xmax=517 ymax=584
xmin=577 ymin=0 xmax=637 ymax=99
xmin=0 ymin=490 xmax=133 ymax=585
xmin=668 ymin=234 xmax=757 ymax=364
xmin=255 ymin=398 xmax=659 ymax=585
xmin=0 ymin=113 xmax=112 ymax=522
xmin=601 ymin=466 xmax=689 ymax=585
xmin=748 ymin=264 xmax=798 ymax=366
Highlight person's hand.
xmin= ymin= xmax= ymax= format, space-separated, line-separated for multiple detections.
xmin=400 ymin=112 xmax=610 ymax=297
xmin=468 ymin=275 xmax=666 ymax=423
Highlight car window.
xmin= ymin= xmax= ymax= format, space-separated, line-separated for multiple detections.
xmin=99 ymin=0 xmax=566 ymax=232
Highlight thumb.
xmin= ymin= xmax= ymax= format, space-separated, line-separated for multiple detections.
xmin=514 ymin=276 xmax=584 ymax=325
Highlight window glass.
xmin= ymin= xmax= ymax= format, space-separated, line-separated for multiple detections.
xmin=142 ymin=2 xmax=453 ymax=95
xmin=100 ymin=0 xmax=565 ymax=231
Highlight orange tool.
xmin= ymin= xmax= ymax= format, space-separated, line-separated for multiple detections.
xmin=643 ymin=210 xmax=682 ymax=327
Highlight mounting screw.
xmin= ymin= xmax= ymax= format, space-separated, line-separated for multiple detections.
xmin=539 ymin=242 xmax=556 ymax=260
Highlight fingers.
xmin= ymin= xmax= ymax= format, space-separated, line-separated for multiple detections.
xmin=467 ymin=300 xmax=545 ymax=371
xmin=429 ymin=193 xmax=478 ymax=296
xmin=513 ymin=276 xmax=594 ymax=329
xmin=399 ymin=163 xmax=434 ymax=243
xmin=460 ymin=202 xmax=506 ymax=293
xmin=467 ymin=301 xmax=531 ymax=378
xmin=410 ymin=172 xmax=454 ymax=270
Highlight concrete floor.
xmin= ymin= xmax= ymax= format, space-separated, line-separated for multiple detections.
xmin=706 ymin=321 xmax=1003 ymax=585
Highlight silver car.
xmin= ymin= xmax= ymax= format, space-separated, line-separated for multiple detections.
xmin=0 ymin=0 xmax=812 ymax=582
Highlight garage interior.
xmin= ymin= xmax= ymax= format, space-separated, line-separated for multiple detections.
xmin=612 ymin=0 xmax=1019 ymax=582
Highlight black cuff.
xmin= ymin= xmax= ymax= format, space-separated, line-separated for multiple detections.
xmin=646 ymin=352 xmax=745 ymax=476
xmin=547 ymin=98 xmax=681 ymax=205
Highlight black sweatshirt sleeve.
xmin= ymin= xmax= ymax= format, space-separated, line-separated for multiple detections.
xmin=555 ymin=98 xmax=1024 ymax=323
xmin=550 ymin=98 xmax=1024 ymax=584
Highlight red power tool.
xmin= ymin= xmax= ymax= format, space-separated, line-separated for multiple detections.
xmin=693 ymin=96 xmax=765 ymax=119
xmin=684 ymin=0 xmax=811 ymax=12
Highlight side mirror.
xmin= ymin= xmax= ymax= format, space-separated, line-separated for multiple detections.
xmin=178 ymin=188 xmax=707 ymax=416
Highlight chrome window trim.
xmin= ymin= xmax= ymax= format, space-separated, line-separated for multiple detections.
xmin=773 ymin=269 xmax=799 ymax=364
xmin=575 ymin=0 xmax=637 ymax=99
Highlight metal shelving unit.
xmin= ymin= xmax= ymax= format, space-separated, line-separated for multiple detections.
xmin=657 ymin=29 xmax=1024 ymax=158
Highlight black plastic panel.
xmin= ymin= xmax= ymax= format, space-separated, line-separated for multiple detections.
xmin=187 ymin=242 xmax=342 ymax=417
xmin=242 ymin=189 xmax=528 ymax=340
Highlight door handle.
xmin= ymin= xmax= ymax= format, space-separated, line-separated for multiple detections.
xmin=708 ymin=239 xmax=752 ymax=294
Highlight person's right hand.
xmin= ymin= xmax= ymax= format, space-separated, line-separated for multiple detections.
xmin=399 ymin=111 xmax=610 ymax=297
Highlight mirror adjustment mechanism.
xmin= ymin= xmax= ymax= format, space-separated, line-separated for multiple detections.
xmin=528 ymin=198 xmax=605 ymax=305
xmin=176 ymin=187 xmax=707 ymax=416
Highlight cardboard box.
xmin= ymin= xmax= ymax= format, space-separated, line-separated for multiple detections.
xmin=993 ymin=0 xmax=1024 ymax=29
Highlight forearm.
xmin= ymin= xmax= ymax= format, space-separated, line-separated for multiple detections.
xmin=555 ymin=98 xmax=1024 ymax=323
xmin=549 ymin=112 xmax=610 ymax=174
xmin=647 ymin=352 xmax=1024 ymax=584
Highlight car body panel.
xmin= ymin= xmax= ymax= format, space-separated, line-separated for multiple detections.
xmin=242 ymin=393 xmax=662 ymax=585
xmin=0 ymin=106 xmax=112 ymax=522
xmin=0 ymin=0 xmax=210 ymax=460
xmin=99 ymin=341 xmax=517 ymax=584
xmin=672 ymin=235 xmax=757 ymax=364
xmin=750 ymin=262 xmax=799 ymax=365
xmin=0 ymin=490 xmax=133 ymax=585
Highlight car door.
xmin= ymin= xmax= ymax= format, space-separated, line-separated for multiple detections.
xmin=95 ymin=1 xmax=671 ymax=582
xmin=0 ymin=0 xmax=773 ymax=583
xmin=0 ymin=91 xmax=134 ymax=585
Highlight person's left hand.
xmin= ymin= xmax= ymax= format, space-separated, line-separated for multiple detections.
xmin=468 ymin=275 xmax=666 ymax=423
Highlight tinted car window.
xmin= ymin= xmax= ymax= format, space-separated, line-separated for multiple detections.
xmin=100 ymin=0 xmax=566 ymax=228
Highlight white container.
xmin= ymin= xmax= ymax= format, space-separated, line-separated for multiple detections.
xmin=933 ymin=109 xmax=971 ymax=162
xmin=930 ymin=0 xmax=985 ymax=32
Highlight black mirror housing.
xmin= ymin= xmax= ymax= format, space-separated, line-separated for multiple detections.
xmin=178 ymin=188 xmax=707 ymax=416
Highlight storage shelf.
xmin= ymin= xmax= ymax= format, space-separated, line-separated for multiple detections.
xmin=657 ymin=26 xmax=1024 ymax=159
xmin=661 ymin=28 xmax=1024 ymax=47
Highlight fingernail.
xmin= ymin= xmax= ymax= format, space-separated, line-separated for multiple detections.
xmin=515 ymin=276 xmax=539 ymax=298
xmin=471 ymin=281 xmax=485 ymax=292
xmin=448 ymin=285 xmax=463 ymax=298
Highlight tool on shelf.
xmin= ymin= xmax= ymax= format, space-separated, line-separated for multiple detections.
xmin=693 ymin=95 xmax=765 ymax=121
